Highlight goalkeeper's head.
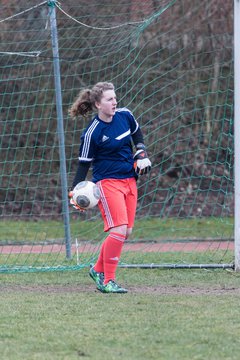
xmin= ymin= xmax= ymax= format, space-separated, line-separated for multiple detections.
xmin=69 ymin=82 xmax=115 ymax=118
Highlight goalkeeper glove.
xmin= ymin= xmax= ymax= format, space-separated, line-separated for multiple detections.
xmin=133 ymin=145 xmax=151 ymax=175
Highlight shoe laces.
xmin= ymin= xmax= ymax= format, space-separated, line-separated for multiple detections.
xmin=107 ymin=280 xmax=119 ymax=288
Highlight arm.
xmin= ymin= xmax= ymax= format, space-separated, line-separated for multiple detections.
xmin=71 ymin=161 xmax=91 ymax=189
xmin=132 ymin=128 xmax=151 ymax=175
xmin=132 ymin=127 xmax=144 ymax=147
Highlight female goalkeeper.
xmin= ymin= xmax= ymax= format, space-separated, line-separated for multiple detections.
xmin=69 ymin=82 xmax=151 ymax=293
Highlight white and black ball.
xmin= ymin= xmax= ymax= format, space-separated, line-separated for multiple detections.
xmin=72 ymin=181 xmax=100 ymax=209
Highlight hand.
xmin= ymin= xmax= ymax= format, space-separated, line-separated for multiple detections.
xmin=68 ymin=190 xmax=74 ymax=199
xmin=68 ymin=190 xmax=85 ymax=212
xmin=133 ymin=149 xmax=151 ymax=175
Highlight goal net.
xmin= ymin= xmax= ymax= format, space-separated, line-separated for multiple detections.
xmin=0 ymin=0 xmax=234 ymax=273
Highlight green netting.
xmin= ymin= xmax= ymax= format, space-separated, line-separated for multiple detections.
xmin=0 ymin=0 xmax=234 ymax=272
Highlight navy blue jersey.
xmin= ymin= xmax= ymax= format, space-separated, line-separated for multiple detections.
xmin=78 ymin=108 xmax=139 ymax=182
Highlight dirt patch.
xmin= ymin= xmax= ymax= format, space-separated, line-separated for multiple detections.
xmin=2 ymin=284 xmax=240 ymax=295
xmin=129 ymin=285 xmax=240 ymax=295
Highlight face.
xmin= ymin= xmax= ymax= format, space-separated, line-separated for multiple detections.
xmin=95 ymin=89 xmax=117 ymax=122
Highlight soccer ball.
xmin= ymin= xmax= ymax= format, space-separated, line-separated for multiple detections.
xmin=72 ymin=181 xmax=100 ymax=209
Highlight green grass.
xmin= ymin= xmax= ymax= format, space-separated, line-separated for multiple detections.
xmin=0 ymin=217 xmax=234 ymax=243
xmin=0 ymin=251 xmax=234 ymax=274
xmin=1 ymin=268 xmax=240 ymax=360
xmin=0 ymin=217 xmax=234 ymax=272
xmin=0 ymin=218 xmax=236 ymax=358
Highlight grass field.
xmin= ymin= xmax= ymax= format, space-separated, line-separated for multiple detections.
xmin=0 ymin=217 xmax=237 ymax=359
xmin=0 ymin=217 xmax=234 ymax=243
xmin=1 ymin=267 xmax=240 ymax=360
xmin=0 ymin=217 xmax=234 ymax=274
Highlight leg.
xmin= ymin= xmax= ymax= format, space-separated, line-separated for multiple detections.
xmin=93 ymin=179 xmax=137 ymax=292
xmin=103 ymin=228 xmax=126 ymax=283
xmin=93 ymin=226 xmax=127 ymax=278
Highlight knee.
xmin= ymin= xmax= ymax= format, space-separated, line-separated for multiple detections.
xmin=126 ymin=228 xmax=132 ymax=240
xmin=110 ymin=225 xmax=132 ymax=240
xmin=110 ymin=225 xmax=128 ymax=237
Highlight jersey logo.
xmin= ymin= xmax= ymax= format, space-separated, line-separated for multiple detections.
xmin=102 ymin=135 xmax=109 ymax=142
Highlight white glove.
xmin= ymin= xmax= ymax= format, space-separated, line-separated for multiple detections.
xmin=133 ymin=149 xmax=151 ymax=175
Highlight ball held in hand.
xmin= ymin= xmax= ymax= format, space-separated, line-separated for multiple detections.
xmin=72 ymin=181 xmax=100 ymax=209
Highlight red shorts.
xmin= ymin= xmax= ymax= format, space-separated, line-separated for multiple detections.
xmin=97 ymin=178 xmax=137 ymax=232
